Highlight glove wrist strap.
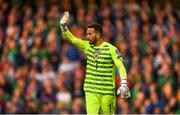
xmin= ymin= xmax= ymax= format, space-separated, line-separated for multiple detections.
xmin=61 ymin=25 xmax=68 ymax=32
xmin=121 ymin=79 xmax=127 ymax=84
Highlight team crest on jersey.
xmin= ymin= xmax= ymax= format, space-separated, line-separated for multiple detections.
xmin=94 ymin=49 xmax=100 ymax=60
xmin=94 ymin=52 xmax=99 ymax=59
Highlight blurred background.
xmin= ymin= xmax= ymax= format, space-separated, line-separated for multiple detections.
xmin=0 ymin=0 xmax=180 ymax=114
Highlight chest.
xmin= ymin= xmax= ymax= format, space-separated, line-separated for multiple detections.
xmin=87 ymin=47 xmax=112 ymax=61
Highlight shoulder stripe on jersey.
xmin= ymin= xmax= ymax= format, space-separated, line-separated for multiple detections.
xmin=103 ymin=45 xmax=108 ymax=47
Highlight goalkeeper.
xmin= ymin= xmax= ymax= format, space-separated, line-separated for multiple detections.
xmin=60 ymin=11 xmax=131 ymax=114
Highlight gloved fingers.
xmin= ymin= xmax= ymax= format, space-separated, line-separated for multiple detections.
xmin=60 ymin=11 xmax=69 ymax=25
xmin=120 ymin=90 xmax=131 ymax=99
xmin=118 ymin=86 xmax=131 ymax=99
xmin=117 ymin=88 xmax=121 ymax=95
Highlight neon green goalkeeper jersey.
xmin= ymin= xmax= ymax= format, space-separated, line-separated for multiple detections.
xmin=64 ymin=30 xmax=127 ymax=95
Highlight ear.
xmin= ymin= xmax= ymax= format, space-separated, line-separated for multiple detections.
xmin=96 ymin=33 xmax=100 ymax=38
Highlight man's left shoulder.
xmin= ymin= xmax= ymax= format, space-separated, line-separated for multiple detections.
xmin=104 ymin=42 xmax=117 ymax=50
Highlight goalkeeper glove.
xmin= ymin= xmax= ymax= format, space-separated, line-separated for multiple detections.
xmin=117 ymin=79 xmax=131 ymax=99
xmin=60 ymin=11 xmax=69 ymax=31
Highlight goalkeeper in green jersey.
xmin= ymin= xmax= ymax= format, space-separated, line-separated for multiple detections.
xmin=60 ymin=11 xmax=131 ymax=114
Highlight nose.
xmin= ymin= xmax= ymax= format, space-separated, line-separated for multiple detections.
xmin=87 ymin=35 xmax=90 ymax=40
xmin=87 ymin=34 xmax=89 ymax=38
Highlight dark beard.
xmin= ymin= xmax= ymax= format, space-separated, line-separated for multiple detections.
xmin=89 ymin=36 xmax=97 ymax=45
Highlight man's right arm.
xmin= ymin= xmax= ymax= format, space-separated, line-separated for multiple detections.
xmin=60 ymin=11 xmax=89 ymax=53
xmin=62 ymin=26 xmax=89 ymax=53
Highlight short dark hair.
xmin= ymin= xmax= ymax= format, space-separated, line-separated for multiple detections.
xmin=87 ymin=23 xmax=103 ymax=37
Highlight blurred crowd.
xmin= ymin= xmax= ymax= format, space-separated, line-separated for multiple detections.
xmin=0 ymin=0 xmax=180 ymax=114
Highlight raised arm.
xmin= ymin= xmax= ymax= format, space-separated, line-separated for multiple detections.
xmin=60 ymin=11 xmax=89 ymax=53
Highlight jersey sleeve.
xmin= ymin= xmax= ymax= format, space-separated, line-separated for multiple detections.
xmin=63 ymin=30 xmax=89 ymax=53
xmin=110 ymin=45 xmax=127 ymax=79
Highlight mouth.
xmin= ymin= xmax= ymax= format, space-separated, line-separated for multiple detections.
xmin=88 ymin=39 xmax=92 ymax=43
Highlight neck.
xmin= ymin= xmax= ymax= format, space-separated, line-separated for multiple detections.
xmin=95 ymin=38 xmax=104 ymax=46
